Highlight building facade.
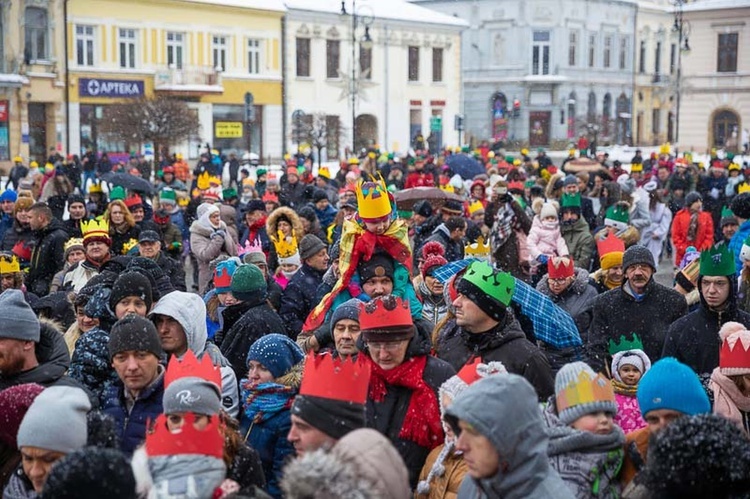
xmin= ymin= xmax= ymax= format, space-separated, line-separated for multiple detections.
xmin=413 ymin=0 xmax=637 ymax=149
xmin=66 ymin=0 xmax=285 ymax=163
xmin=284 ymin=0 xmax=466 ymax=158
xmin=0 ymin=0 xmax=67 ymax=169
xmin=677 ymin=0 xmax=749 ymax=152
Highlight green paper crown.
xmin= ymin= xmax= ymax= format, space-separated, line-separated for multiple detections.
xmin=110 ymin=186 xmax=126 ymax=201
xmin=608 ymin=333 xmax=644 ymax=355
xmin=699 ymin=244 xmax=736 ymax=277
xmin=722 ymin=206 xmax=735 ymax=218
xmin=461 ymin=261 xmax=515 ymax=306
xmin=397 ymin=210 xmax=413 ymax=219
xmin=605 ymin=205 xmax=629 ymax=224
xmin=256 ymin=168 xmax=267 ymax=177
xmin=223 ymin=187 xmax=238 ymax=199
xmin=561 ymin=193 xmax=582 ymax=209
xmin=159 ymin=188 xmax=176 ymax=201
xmin=505 ymin=156 xmax=514 ymax=164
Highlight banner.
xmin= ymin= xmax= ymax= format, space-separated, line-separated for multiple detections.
xmin=215 ymin=121 xmax=243 ymax=138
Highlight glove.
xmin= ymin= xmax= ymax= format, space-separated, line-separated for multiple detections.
xmin=536 ymin=255 xmax=548 ymax=265
xmin=710 ymin=187 xmax=720 ymax=199
xmin=212 ymin=229 xmax=226 ymax=239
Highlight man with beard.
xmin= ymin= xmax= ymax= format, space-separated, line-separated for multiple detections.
xmin=588 ymin=245 xmax=688 ymax=373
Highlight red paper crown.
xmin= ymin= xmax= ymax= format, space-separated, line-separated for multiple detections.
xmin=597 ymin=230 xmax=625 ymax=257
xmin=358 ymin=296 xmax=412 ymax=331
xmin=124 ymin=194 xmax=143 ymax=209
xmin=457 ymin=357 xmax=483 ymax=384
xmin=720 ymin=336 xmax=750 ymax=369
xmin=164 ymin=349 xmax=222 ymax=390
xmin=146 ymin=413 xmax=224 ymax=458
xmin=213 ymin=264 xmax=233 ymax=290
xmin=262 ymin=191 xmax=279 ymax=203
xmin=548 ymin=256 xmax=575 ymax=279
xmin=299 ymin=353 xmax=371 ymax=404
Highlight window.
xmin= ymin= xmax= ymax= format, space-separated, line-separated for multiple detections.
xmin=118 ymin=28 xmax=137 ymax=69
xmin=603 ymin=35 xmax=612 ymax=68
xmin=432 ymin=48 xmax=443 ymax=82
xmin=718 ymin=33 xmax=738 ymax=72
xmin=75 ymin=25 xmax=95 ymax=67
xmin=326 ymin=39 xmax=340 ymax=78
xmin=25 ymin=7 xmax=48 ymax=61
xmin=619 ymin=37 xmax=628 ymax=70
xmin=639 ymin=40 xmax=646 ymax=73
xmin=408 ymin=46 xmax=419 ymax=81
xmin=166 ymin=32 xmax=184 ymax=69
xmin=296 ymin=37 xmax=310 ymax=77
xmin=568 ymin=31 xmax=578 ymax=66
xmin=247 ymin=39 xmax=261 ymax=74
xmin=532 ymin=31 xmax=550 ymax=75
xmin=654 ymin=41 xmax=661 ymax=75
xmin=670 ymin=43 xmax=677 ymax=74
xmin=360 ymin=45 xmax=372 ymax=79
xmin=652 ymin=109 xmax=660 ymax=134
xmin=212 ymin=36 xmax=227 ymax=71
xmin=588 ymin=34 xmax=596 ymax=68
xmin=326 ymin=115 xmax=340 ymax=159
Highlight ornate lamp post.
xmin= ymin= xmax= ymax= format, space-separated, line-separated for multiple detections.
xmin=341 ymin=1 xmax=374 ymax=154
xmin=672 ymin=0 xmax=691 ymax=144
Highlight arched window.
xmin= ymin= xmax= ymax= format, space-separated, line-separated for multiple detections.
xmin=587 ymin=91 xmax=597 ymax=122
xmin=25 ymin=7 xmax=48 ymax=62
xmin=713 ymin=110 xmax=740 ymax=148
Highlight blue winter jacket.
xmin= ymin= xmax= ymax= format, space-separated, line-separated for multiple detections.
xmin=729 ymin=220 xmax=750 ymax=275
xmin=241 ymin=409 xmax=295 ymax=499
xmin=68 ymin=327 xmax=118 ymax=404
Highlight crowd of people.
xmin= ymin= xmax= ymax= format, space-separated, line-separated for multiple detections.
xmin=1 ymin=143 xmax=750 ymax=498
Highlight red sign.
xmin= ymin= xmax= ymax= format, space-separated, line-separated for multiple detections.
xmin=0 ymin=101 xmax=8 ymax=123
xmin=410 ymin=100 xmax=422 ymax=107
xmin=430 ymin=100 xmax=446 ymax=107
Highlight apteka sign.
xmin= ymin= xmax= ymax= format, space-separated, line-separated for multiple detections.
xmin=79 ymin=78 xmax=144 ymax=98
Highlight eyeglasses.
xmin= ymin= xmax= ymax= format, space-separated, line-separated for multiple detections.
xmin=548 ymin=278 xmax=569 ymax=285
xmin=366 ymin=341 xmax=403 ymax=352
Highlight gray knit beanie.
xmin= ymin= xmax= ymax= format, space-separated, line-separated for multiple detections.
xmin=0 ymin=289 xmax=40 ymax=342
xmin=554 ymin=361 xmax=618 ymax=425
xmin=330 ymin=298 xmax=361 ymax=327
xmin=622 ymin=244 xmax=656 ymax=272
xmin=163 ymin=377 xmax=221 ymax=416
xmin=299 ymin=234 xmax=326 ymax=261
xmin=17 ymin=386 xmax=91 ymax=453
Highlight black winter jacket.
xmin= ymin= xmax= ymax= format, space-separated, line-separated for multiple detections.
xmin=27 ymin=219 xmax=68 ymax=296
xmin=279 ymin=264 xmax=325 ymax=337
xmin=62 ymin=217 xmax=84 ymax=238
xmin=422 ymin=224 xmax=464 ymax=262
xmin=153 ymin=251 xmax=186 ymax=291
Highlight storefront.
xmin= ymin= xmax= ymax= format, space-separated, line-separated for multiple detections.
xmin=212 ymin=104 xmax=263 ymax=158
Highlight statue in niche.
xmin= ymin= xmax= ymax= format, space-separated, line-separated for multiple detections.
xmin=493 ymin=33 xmax=505 ymax=65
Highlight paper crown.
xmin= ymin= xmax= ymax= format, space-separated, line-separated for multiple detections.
xmin=237 ymin=238 xmax=263 ymax=257
xmin=464 ymin=236 xmax=491 ymax=258
xmin=270 ymin=230 xmax=298 ymax=258
xmin=88 ymin=182 xmax=103 ymax=194
xmin=630 ymin=163 xmax=643 ymax=172
xmin=299 ymin=353 xmax=371 ymax=404
xmin=196 ymin=172 xmax=222 ymax=191
xmin=729 ymin=163 xmax=741 ymax=172
xmin=0 ymin=255 xmax=20 ymax=274
xmin=605 ymin=204 xmax=629 ymax=226
xmin=461 ymin=260 xmax=515 ymax=307
xmin=160 ymin=188 xmax=177 ymax=202
xmin=720 ymin=331 xmax=750 ymax=371
xmin=722 ymin=206 xmax=735 ymax=219
xmin=164 ymin=349 xmax=222 ymax=390
xmin=262 ymin=191 xmax=279 ymax=203
xmin=124 ymin=194 xmax=143 ymax=209
xmin=456 ymin=357 xmax=508 ymax=384
xmin=356 ymin=175 xmax=392 ymax=220
xmin=561 ymin=193 xmax=581 ymax=209
xmin=202 ymin=186 xmax=222 ymax=202
xmin=659 ymin=143 xmax=671 ymax=155
xmin=109 ymin=186 xmax=126 ymax=201
xmin=64 ymin=238 xmax=84 ymax=252
xmin=213 ymin=259 xmax=238 ymax=291
xmin=597 ymin=231 xmax=625 ymax=257
xmin=548 ymin=256 xmax=575 ymax=279
xmin=81 ymin=218 xmax=110 ymax=241
xmin=739 ymin=183 xmax=750 ymax=194
xmin=146 ymin=413 xmax=223 ymax=458
xmin=468 ymin=200 xmax=485 ymax=215
xmin=556 ymin=370 xmax=616 ymax=415
xmin=359 ymin=296 xmax=412 ymax=331
xmin=699 ymin=244 xmax=736 ymax=277
xmin=608 ymin=333 xmax=644 ymax=355
xmin=122 ymin=238 xmax=139 ymax=255
xmin=318 ymin=166 xmax=331 ymax=179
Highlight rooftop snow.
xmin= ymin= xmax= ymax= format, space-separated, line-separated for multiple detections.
xmin=285 ymin=0 xmax=469 ymax=28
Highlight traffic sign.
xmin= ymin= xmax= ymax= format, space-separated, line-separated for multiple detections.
xmin=245 ymin=92 xmax=255 ymax=123
xmin=430 ymin=116 xmax=443 ymax=132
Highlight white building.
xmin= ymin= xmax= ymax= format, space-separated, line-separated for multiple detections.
xmin=283 ymin=0 xmax=467 ymax=158
xmin=412 ymin=0 xmax=637 ymax=148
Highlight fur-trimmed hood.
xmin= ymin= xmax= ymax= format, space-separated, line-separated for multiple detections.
xmin=545 ymin=172 xmax=565 ymax=200
xmin=266 ymin=206 xmax=304 ymax=239
xmin=275 ymin=361 xmax=303 ymax=389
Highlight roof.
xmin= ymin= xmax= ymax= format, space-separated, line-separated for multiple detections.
xmin=179 ymin=0 xmax=286 ymax=13
xmin=680 ymin=0 xmax=750 ymax=12
xmin=284 ymin=0 xmax=468 ymax=28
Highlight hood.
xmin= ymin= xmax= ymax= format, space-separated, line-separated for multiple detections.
xmin=35 ymin=218 xmax=66 ymax=237
xmin=149 ymin=291 xmax=208 ymax=355
xmin=697 ymin=273 xmax=739 ymax=320
xmin=536 ymin=268 xmax=591 ymax=296
xmin=266 ymin=206 xmax=304 ymax=237
xmin=281 ymin=428 xmax=410 ymax=499
xmin=133 ymin=447 xmax=226 ymax=499
xmin=545 ymin=172 xmax=565 ymax=200
xmin=445 ymin=375 xmax=553 ymax=497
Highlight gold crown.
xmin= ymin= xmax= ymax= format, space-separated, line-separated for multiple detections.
xmin=271 ymin=230 xmax=298 ymax=258
xmin=64 ymin=238 xmax=84 ymax=252
xmin=468 ymin=200 xmax=485 ymax=215
xmin=81 ymin=218 xmax=110 ymax=240
xmin=555 ymin=370 xmax=615 ymax=415
xmin=464 ymin=236 xmax=491 ymax=257
xmin=739 ymin=183 xmax=750 ymax=194
xmin=196 ymin=171 xmax=222 ymax=191
xmin=122 ymin=238 xmax=139 ymax=255
xmin=0 ymin=255 xmax=20 ymax=274
xmin=88 ymin=182 xmax=103 ymax=194
xmin=356 ymin=175 xmax=392 ymax=220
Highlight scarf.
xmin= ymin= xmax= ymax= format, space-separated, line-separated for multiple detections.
xmin=247 ymin=217 xmax=267 ymax=241
xmin=611 ymin=379 xmax=638 ymax=397
xmin=492 ymin=202 xmax=515 ymax=249
xmin=687 ymin=210 xmax=699 ymax=241
xmin=365 ymin=355 xmax=443 ymax=449
xmin=112 ymin=220 xmax=131 ymax=234
xmin=241 ymin=381 xmax=295 ymax=424
xmin=709 ymin=369 xmax=750 ymax=436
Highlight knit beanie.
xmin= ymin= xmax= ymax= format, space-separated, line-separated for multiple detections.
xmin=358 ymin=252 xmax=395 ymax=283
xmin=731 ymin=193 xmax=750 ymax=220
xmin=40 ymin=447 xmax=136 ymax=499
xmin=299 ymin=234 xmax=326 ymax=261
xmin=0 ymin=383 xmax=45 ymax=449
xmin=163 ymin=377 xmax=221 ymax=416
xmin=243 ymin=248 xmax=267 ymax=267
xmin=17 ymin=386 xmax=91 ymax=454
xmin=611 ymin=349 xmax=651 ymax=383
xmin=231 ymin=264 xmax=267 ymax=302
xmin=718 ymin=321 xmax=750 ymax=376
xmin=554 ymin=361 xmax=617 ymax=425
xmin=108 ymin=315 xmax=163 ymax=360
xmin=0 ymin=289 xmax=41 ymax=342
xmin=637 ymin=357 xmax=711 ymax=417
xmin=685 ymin=191 xmax=702 ymax=207
xmin=622 ymin=244 xmax=656 ymax=272
xmin=0 ymin=190 xmax=17 ymax=203
xmin=331 ymin=298 xmax=361 ymax=327
xmin=109 ymin=271 xmax=153 ymax=311
xmin=246 ymin=333 xmax=304 ymax=378
xmin=540 ymin=202 xmax=558 ymax=219
xmin=291 ymin=395 xmax=365 ymax=440
xmin=413 ymin=200 xmax=433 ymax=218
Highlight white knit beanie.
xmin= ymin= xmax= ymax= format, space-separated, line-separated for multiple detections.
xmin=611 ymin=349 xmax=652 ymax=382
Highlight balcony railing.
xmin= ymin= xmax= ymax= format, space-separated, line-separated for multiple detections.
xmin=155 ymin=65 xmax=223 ymax=92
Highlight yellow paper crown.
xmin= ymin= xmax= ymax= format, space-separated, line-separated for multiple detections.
xmin=468 ymin=200 xmax=485 ymax=216
xmin=196 ymin=172 xmax=221 ymax=191
xmin=0 ymin=255 xmax=20 ymax=274
xmin=271 ymin=230 xmax=298 ymax=258
xmin=64 ymin=238 xmax=84 ymax=252
xmin=555 ymin=370 xmax=615 ymax=415
xmin=464 ymin=235 xmax=491 ymax=257
xmin=440 ymin=184 xmax=455 ymax=194
xmin=356 ymin=175 xmax=392 ymax=220
xmin=81 ymin=218 xmax=110 ymax=240
xmin=122 ymin=238 xmax=139 ymax=255
xmin=659 ymin=143 xmax=671 ymax=155
xmin=88 ymin=182 xmax=103 ymax=194
xmin=630 ymin=163 xmax=643 ymax=172
xmin=740 ymin=183 xmax=750 ymax=194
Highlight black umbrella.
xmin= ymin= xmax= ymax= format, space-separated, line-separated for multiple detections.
xmin=446 ymin=154 xmax=485 ymax=180
xmin=100 ymin=172 xmax=154 ymax=195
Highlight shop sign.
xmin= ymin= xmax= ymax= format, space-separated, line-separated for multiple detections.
xmin=79 ymin=78 xmax=144 ymax=98
xmin=215 ymin=121 xmax=243 ymax=138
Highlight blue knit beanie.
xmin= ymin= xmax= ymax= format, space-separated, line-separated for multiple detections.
xmin=246 ymin=333 xmax=304 ymax=378
xmin=0 ymin=190 xmax=17 ymax=203
xmin=637 ymin=357 xmax=710 ymax=418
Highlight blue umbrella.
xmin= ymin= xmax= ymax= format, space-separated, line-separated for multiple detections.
xmin=446 ymin=154 xmax=485 ymax=180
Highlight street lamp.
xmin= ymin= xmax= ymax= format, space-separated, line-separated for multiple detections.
xmin=587 ymin=123 xmax=600 ymax=155
xmin=673 ymin=0 xmax=691 ymax=144
xmin=341 ymin=1 xmax=374 ymax=154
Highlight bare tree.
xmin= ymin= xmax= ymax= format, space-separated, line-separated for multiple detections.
xmin=99 ymin=96 xmax=201 ymax=156
xmin=295 ymin=113 xmax=347 ymax=166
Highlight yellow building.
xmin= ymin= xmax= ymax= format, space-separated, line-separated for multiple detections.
xmin=0 ymin=0 xmax=67 ymax=169
xmin=67 ymin=0 xmax=285 ymax=162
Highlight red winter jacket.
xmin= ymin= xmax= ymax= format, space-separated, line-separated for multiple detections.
xmin=671 ymin=207 xmax=714 ymax=265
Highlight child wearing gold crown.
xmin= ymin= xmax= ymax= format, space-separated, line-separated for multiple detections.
xmin=302 ymin=175 xmax=416 ymax=332
xmin=543 ymin=361 xmax=625 ymax=498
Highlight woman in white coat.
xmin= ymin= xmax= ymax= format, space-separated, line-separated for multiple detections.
xmin=639 ymin=181 xmax=672 ymax=264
